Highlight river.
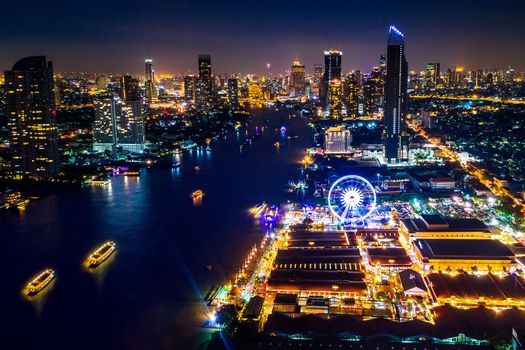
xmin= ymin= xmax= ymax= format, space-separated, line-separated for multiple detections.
xmin=0 ymin=107 xmax=312 ymax=350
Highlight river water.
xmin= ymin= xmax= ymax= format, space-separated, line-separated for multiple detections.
xmin=0 ymin=108 xmax=312 ymax=350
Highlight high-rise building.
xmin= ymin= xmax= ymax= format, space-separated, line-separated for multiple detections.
xmin=228 ymin=78 xmax=239 ymax=110
xmin=121 ymin=75 xmax=141 ymax=102
xmin=313 ymin=64 xmax=323 ymax=90
xmin=321 ymin=50 xmax=342 ymax=115
xmin=184 ymin=75 xmax=196 ymax=106
xmin=144 ymin=58 xmax=156 ymax=102
xmin=363 ymin=68 xmax=383 ymax=115
xmin=5 ymin=56 xmax=59 ymax=178
xmin=197 ymin=54 xmax=213 ymax=111
xmin=425 ymin=63 xmax=440 ymax=89
xmin=324 ymin=126 xmax=353 ymax=154
xmin=93 ymin=96 xmax=145 ymax=153
xmin=290 ymin=60 xmax=306 ymax=96
xmin=248 ymin=80 xmax=263 ymax=102
xmin=383 ymin=26 xmax=408 ymax=164
xmin=343 ymin=73 xmax=359 ymax=118
xmin=328 ymin=80 xmax=342 ymax=119
xmin=379 ymin=54 xmax=387 ymax=77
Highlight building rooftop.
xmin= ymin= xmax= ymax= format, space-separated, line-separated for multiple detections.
xmin=402 ymin=215 xmax=490 ymax=233
xmin=415 ymin=239 xmax=514 ymax=260
xmin=265 ymin=305 xmax=525 ymax=342
xmin=428 ymin=272 xmax=525 ymax=301
xmin=399 ymin=269 xmax=428 ymax=296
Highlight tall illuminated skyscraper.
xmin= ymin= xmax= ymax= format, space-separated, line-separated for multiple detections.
xmin=313 ymin=64 xmax=323 ymax=90
xmin=228 ymin=78 xmax=239 ymax=110
xmin=290 ymin=60 xmax=306 ymax=96
xmin=383 ymin=26 xmax=408 ymax=164
xmin=184 ymin=75 xmax=196 ymax=106
xmin=121 ymin=75 xmax=141 ymax=101
xmin=5 ymin=56 xmax=59 ymax=178
xmin=425 ymin=63 xmax=440 ymax=89
xmin=197 ymin=54 xmax=213 ymax=111
xmin=328 ymin=80 xmax=342 ymax=119
xmin=343 ymin=73 xmax=359 ymax=118
xmin=144 ymin=58 xmax=156 ymax=102
xmin=379 ymin=54 xmax=387 ymax=77
xmin=363 ymin=68 xmax=383 ymax=115
xmin=321 ymin=50 xmax=342 ymax=115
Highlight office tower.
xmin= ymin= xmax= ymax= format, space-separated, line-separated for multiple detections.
xmin=446 ymin=67 xmax=456 ymax=88
xmin=248 ymin=80 xmax=263 ymax=101
xmin=184 ymin=75 xmax=196 ymax=106
xmin=383 ymin=26 xmax=408 ymax=164
xmin=5 ymin=56 xmax=59 ymax=178
xmin=425 ymin=63 xmax=440 ymax=89
xmin=121 ymin=75 xmax=141 ymax=101
xmin=363 ymin=68 xmax=383 ymax=115
xmin=343 ymin=73 xmax=359 ymax=118
xmin=93 ymin=96 xmax=145 ymax=153
xmin=197 ymin=54 xmax=213 ymax=111
xmin=379 ymin=54 xmax=387 ymax=77
xmin=313 ymin=64 xmax=323 ymax=89
xmin=328 ymin=80 xmax=342 ymax=119
xmin=321 ymin=50 xmax=342 ymax=114
xmin=324 ymin=126 xmax=353 ymax=154
xmin=228 ymin=78 xmax=239 ymax=110
xmin=290 ymin=60 xmax=306 ymax=96
xmin=144 ymin=58 xmax=156 ymax=102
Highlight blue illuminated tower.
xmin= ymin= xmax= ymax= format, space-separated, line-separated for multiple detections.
xmin=383 ymin=26 xmax=408 ymax=164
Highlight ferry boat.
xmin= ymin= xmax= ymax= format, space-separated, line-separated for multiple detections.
xmin=119 ymin=171 xmax=140 ymax=177
xmin=86 ymin=241 xmax=116 ymax=268
xmin=192 ymin=189 xmax=204 ymax=198
xmin=25 ymin=269 xmax=55 ymax=296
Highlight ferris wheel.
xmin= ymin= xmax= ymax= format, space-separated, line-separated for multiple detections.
xmin=328 ymin=175 xmax=376 ymax=224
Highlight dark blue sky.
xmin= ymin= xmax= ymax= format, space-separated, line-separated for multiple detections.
xmin=2 ymin=0 xmax=524 ymax=74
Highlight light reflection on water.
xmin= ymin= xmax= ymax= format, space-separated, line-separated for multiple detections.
xmin=1 ymin=108 xmax=312 ymax=350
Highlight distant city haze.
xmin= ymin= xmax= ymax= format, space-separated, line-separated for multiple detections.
xmin=1 ymin=0 xmax=524 ymax=73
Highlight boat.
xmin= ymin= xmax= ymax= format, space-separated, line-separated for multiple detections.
xmin=192 ymin=189 xmax=204 ymax=198
xmin=86 ymin=241 xmax=116 ymax=268
xmin=172 ymin=162 xmax=181 ymax=168
xmin=194 ymin=165 xmax=201 ymax=171
xmin=119 ymin=171 xmax=140 ymax=177
xmin=25 ymin=269 xmax=55 ymax=296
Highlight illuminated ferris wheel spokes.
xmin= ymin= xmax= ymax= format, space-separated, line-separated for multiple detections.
xmin=328 ymin=175 xmax=376 ymax=224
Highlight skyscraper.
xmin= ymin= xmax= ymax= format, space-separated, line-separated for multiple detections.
xmin=197 ymin=54 xmax=213 ymax=111
xmin=343 ymin=73 xmax=359 ymax=118
xmin=228 ymin=78 xmax=239 ymax=110
xmin=184 ymin=75 xmax=196 ymax=106
xmin=5 ymin=56 xmax=59 ymax=178
xmin=328 ymin=80 xmax=342 ymax=119
xmin=363 ymin=68 xmax=383 ymax=115
xmin=321 ymin=50 xmax=342 ymax=115
xmin=425 ymin=63 xmax=440 ymax=89
xmin=383 ymin=26 xmax=408 ymax=164
xmin=93 ymin=96 xmax=145 ymax=153
xmin=379 ymin=54 xmax=387 ymax=77
xmin=121 ymin=75 xmax=141 ymax=101
xmin=290 ymin=60 xmax=306 ymax=96
xmin=313 ymin=64 xmax=323 ymax=91
xmin=144 ymin=58 xmax=156 ymax=102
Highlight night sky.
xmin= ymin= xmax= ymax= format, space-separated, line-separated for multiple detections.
xmin=2 ymin=0 xmax=524 ymax=74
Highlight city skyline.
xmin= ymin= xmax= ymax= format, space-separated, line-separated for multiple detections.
xmin=1 ymin=1 xmax=525 ymax=74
